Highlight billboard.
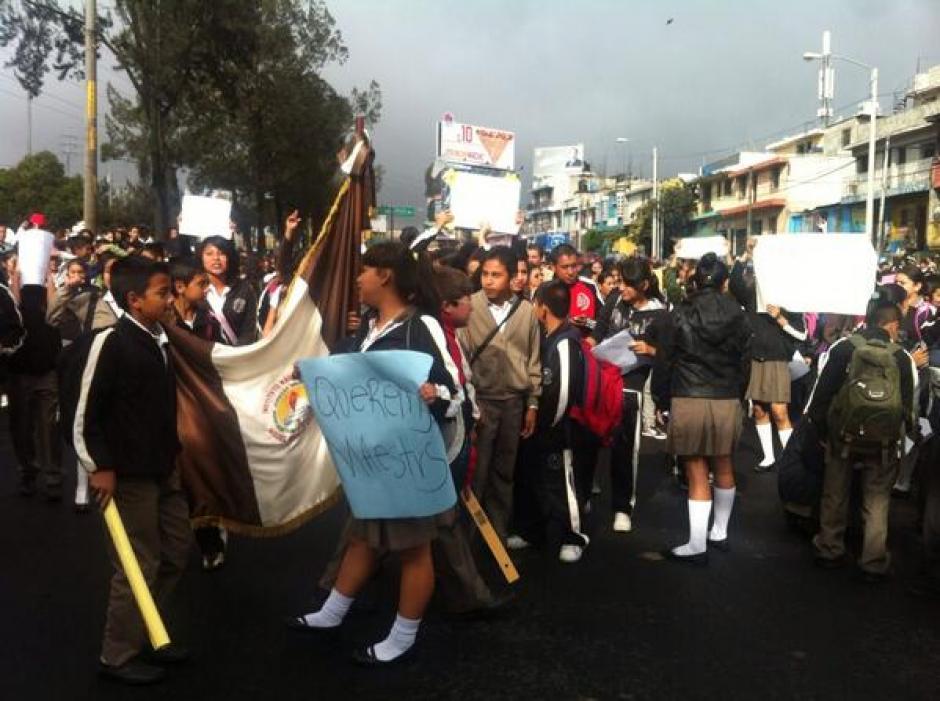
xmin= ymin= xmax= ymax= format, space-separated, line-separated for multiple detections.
xmin=438 ymin=120 xmax=515 ymax=170
xmin=533 ymin=144 xmax=585 ymax=178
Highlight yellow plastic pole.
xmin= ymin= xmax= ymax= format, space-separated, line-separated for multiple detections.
xmin=102 ymin=501 xmax=171 ymax=650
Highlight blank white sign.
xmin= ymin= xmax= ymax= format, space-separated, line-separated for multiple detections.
xmin=448 ymin=172 xmax=521 ymax=235
xmin=179 ymin=195 xmax=232 ymax=239
xmin=754 ymin=234 xmax=876 ymax=315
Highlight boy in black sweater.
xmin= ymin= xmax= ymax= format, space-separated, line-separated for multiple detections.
xmin=76 ymin=256 xmax=191 ymax=685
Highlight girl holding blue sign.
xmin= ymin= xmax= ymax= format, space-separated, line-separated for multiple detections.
xmin=289 ymin=241 xmax=460 ymax=666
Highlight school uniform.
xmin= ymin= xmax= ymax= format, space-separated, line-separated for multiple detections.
xmin=593 ymin=296 xmax=673 ymax=516
xmin=7 ymin=285 xmax=63 ymax=495
xmin=75 ymin=315 xmax=191 ymax=666
xmin=529 ymin=322 xmax=590 ymax=548
xmin=343 ymin=309 xmax=460 ymax=551
xmin=459 ymin=291 xmax=541 ymax=539
xmin=205 ymin=278 xmax=259 ymax=346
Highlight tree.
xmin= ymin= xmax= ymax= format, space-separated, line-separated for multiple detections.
xmin=178 ymin=1 xmax=374 ymax=239
xmin=628 ymin=179 xmax=698 ymax=253
xmin=0 ymin=151 xmax=83 ymax=227
xmin=1 ymin=1 xmax=378 ymax=239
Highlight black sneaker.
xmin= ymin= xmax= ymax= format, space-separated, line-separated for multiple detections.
xmin=98 ymin=658 xmax=166 ymax=685
xmin=813 ymin=554 xmax=846 ymax=570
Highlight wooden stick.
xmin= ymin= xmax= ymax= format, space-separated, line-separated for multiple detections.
xmin=461 ymin=487 xmax=520 ymax=584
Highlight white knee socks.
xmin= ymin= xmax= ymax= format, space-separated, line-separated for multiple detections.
xmin=672 ymin=500 xmax=712 ymax=556
xmin=301 ymin=588 xmax=353 ymax=628
xmin=756 ymin=422 xmax=775 ymax=467
xmin=709 ymin=487 xmax=736 ymax=542
xmin=778 ymin=428 xmax=793 ymax=450
xmin=372 ymin=614 xmax=420 ymax=662
xmin=75 ymin=465 xmax=88 ymax=505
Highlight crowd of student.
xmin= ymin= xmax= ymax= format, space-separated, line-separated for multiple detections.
xmin=2 ymin=208 xmax=940 ymax=682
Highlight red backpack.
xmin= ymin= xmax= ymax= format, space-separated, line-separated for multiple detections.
xmin=569 ymin=338 xmax=624 ymax=445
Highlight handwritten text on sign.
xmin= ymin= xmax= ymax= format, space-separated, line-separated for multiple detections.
xmin=297 ymin=351 xmax=456 ymax=519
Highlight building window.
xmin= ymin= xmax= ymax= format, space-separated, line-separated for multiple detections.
xmin=857 ymin=156 xmax=868 ymax=174
xmin=921 ymin=142 xmax=936 ymax=160
xmin=896 ymin=147 xmax=907 ymax=166
xmin=723 ymin=179 xmax=732 ymax=196
xmin=770 ymin=168 xmax=780 ymax=191
xmin=841 ymin=129 xmax=851 ymax=147
xmin=900 ymin=208 xmax=910 ymax=226
xmin=736 ymin=175 xmax=747 ymax=198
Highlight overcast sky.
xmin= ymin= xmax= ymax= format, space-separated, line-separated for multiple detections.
xmin=2 ymin=0 xmax=939 ymax=221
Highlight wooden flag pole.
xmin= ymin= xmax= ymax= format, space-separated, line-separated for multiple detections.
xmin=461 ymin=487 xmax=519 ymax=584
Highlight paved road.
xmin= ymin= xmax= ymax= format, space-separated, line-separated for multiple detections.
xmin=2 ymin=416 xmax=939 ymax=700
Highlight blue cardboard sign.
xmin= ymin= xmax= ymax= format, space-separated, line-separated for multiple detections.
xmin=297 ymin=351 xmax=456 ymax=519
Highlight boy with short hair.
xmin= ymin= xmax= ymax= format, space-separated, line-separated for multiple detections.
xmin=807 ymin=301 xmax=917 ymax=579
xmin=170 ymin=257 xmax=217 ymax=341
xmin=76 ymin=256 xmax=191 ymax=685
xmin=459 ymin=247 xmax=541 ymax=540
xmin=530 ymin=280 xmax=591 ymax=562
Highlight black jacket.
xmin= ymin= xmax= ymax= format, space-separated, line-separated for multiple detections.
xmin=730 ymin=260 xmax=806 ymax=361
xmin=0 ymin=283 xmax=25 ymax=358
xmin=665 ymin=288 xmax=751 ymax=400
xmin=8 ymin=285 xmax=61 ymax=376
xmin=206 ymin=278 xmax=259 ymax=346
xmin=805 ymin=328 xmax=916 ymax=437
xmin=76 ymin=316 xmax=180 ymax=479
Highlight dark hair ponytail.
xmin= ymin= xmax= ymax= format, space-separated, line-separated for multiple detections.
xmin=693 ymin=252 xmax=728 ymax=290
xmin=361 ymin=241 xmax=441 ymax=317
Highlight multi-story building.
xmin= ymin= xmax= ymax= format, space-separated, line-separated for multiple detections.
xmin=689 ymin=149 xmax=853 ymax=253
xmin=785 ymin=64 xmax=940 ymax=250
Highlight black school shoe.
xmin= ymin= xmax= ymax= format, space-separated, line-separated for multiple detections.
xmin=98 ymin=658 xmax=166 ymax=685
xmin=352 ymin=644 xmax=417 ymax=667
xmin=661 ymin=548 xmax=709 ymax=566
xmin=707 ymin=537 xmax=730 ymax=553
xmin=147 ymin=643 xmax=190 ymax=664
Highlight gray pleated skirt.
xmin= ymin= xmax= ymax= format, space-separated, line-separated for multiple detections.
xmin=667 ymin=397 xmax=743 ymax=457
xmin=746 ymin=360 xmax=791 ymax=404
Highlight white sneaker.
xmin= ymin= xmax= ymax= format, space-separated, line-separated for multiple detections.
xmin=506 ymin=535 xmax=531 ymax=551
xmin=612 ymin=512 xmax=632 ymax=533
xmin=559 ymin=535 xmax=590 ymax=563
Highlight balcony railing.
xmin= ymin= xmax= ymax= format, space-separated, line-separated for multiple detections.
xmin=843 ymin=157 xmax=933 ymax=199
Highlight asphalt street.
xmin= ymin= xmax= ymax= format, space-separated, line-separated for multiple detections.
xmin=2 ymin=416 xmax=939 ymax=701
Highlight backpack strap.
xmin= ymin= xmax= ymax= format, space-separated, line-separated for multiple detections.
xmin=470 ymin=296 xmax=523 ymax=366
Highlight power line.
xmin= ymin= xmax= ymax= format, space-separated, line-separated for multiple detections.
xmin=0 ymin=87 xmax=84 ymax=119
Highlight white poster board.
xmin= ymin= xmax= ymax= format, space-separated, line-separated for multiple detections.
xmin=753 ymin=234 xmax=876 ymax=315
xmin=447 ymin=171 xmax=521 ymax=235
xmin=179 ymin=195 xmax=232 ymax=239
xmin=673 ymin=236 xmax=728 ymax=260
xmin=18 ymin=228 xmax=54 ymax=285
xmin=438 ymin=121 xmax=515 ymax=170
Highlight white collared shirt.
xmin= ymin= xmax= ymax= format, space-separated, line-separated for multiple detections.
xmin=206 ymin=284 xmax=231 ymax=320
xmin=488 ymin=299 xmax=513 ymax=331
xmin=125 ymin=314 xmax=169 ymax=366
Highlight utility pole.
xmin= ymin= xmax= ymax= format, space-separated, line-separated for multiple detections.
xmin=816 ymin=30 xmax=834 ymax=125
xmin=877 ymin=134 xmax=890 ymax=251
xmin=83 ymin=0 xmax=98 ymax=233
xmin=651 ymin=146 xmax=659 ymax=259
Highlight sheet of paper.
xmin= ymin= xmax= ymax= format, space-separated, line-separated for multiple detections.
xmin=592 ymin=328 xmax=649 ymax=372
xmin=297 ymin=350 xmax=456 ymax=519
xmin=446 ymin=171 xmax=521 ymax=234
xmin=17 ymin=228 xmax=54 ymax=285
xmin=179 ymin=195 xmax=232 ymax=239
xmin=754 ymin=234 xmax=876 ymax=315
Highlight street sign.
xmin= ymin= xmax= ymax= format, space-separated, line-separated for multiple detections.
xmin=377 ymin=205 xmax=416 ymax=217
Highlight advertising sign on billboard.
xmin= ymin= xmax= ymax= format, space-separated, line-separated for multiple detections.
xmin=438 ymin=121 xmax=515 ymax=170
xmin=533 ymin=144 xmax=586 ymax=178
